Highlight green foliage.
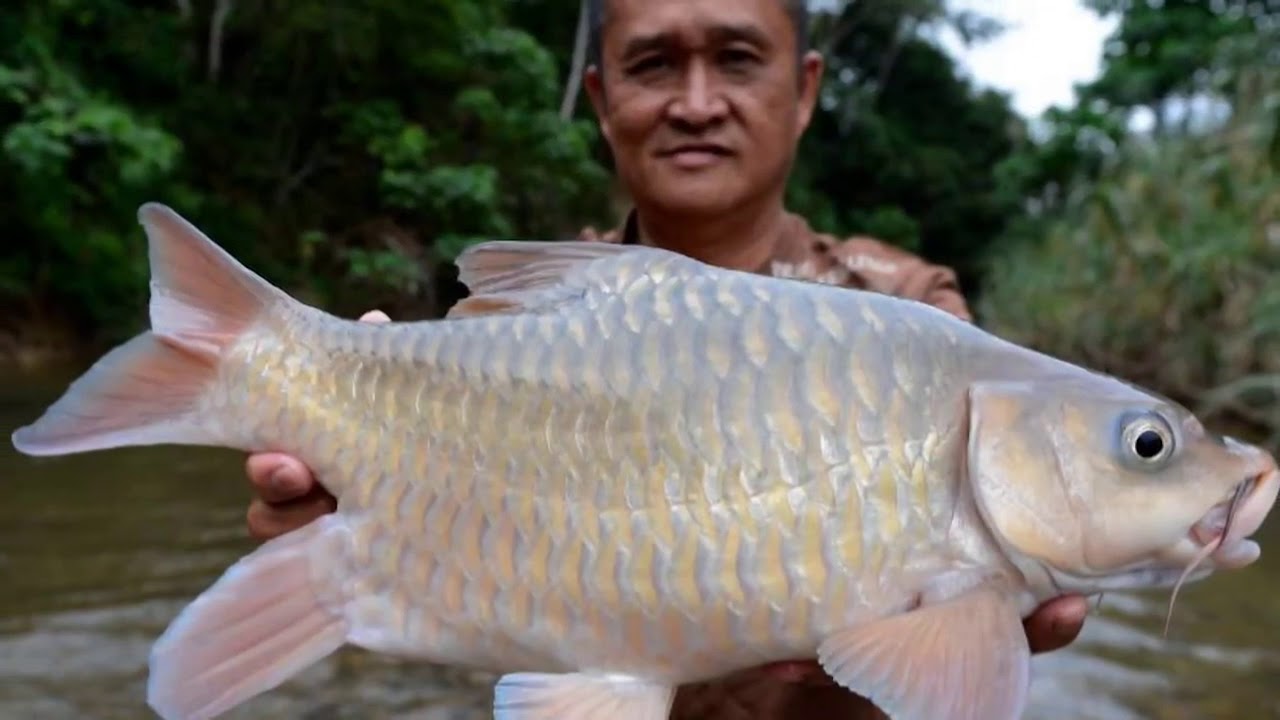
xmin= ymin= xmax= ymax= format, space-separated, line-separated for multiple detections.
xmin=1083 ymin=0 xmax=1276 ymax=131
xmin=0 ymin=0 xmax=612 ymax=343
xmin=993 ymin=1 xmax=1280 ymax=237
xmin=980 ymin=65 xmax=1280 ymax=442
xmin=0 ymin=25 xmax=182 ymax=339
xmin=788 ymin=0 xmax=1027 ymax=289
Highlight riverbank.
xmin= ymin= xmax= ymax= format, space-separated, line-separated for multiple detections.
xmin=0 ymin=324 xmax=86 ymax=373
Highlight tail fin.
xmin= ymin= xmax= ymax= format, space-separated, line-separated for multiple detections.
xmin=11 ymin=203 xmax=291 ymax=456
xmin=147 ymin=515 xmax=351 ymax=720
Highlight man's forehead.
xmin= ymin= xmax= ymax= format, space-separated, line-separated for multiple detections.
xmin=602 ymin=0 xmax=790 ymax=49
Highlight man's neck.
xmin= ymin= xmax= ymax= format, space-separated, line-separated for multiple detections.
xmin=630 ymin=200 xmax=790 ymax=273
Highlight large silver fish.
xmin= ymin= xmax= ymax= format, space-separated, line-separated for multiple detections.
xmin=12 ymin=204 xmax=1279 ymax=720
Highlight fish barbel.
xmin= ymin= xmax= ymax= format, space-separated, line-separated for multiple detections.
xmin=11 ymin=204 xmax=1280 ymax=720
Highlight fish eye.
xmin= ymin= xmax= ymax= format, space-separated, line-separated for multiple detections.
xmin=1120 ymin=413 xmax=1175 ymax=465
xmin=1134 ymin=429 xmax=1165 ymax=458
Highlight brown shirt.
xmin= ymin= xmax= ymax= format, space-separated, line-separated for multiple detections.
xmin=576 ymin=210 xmax=970 ymax=720
xmin=578 ymin=209 xmax=972 ymax=322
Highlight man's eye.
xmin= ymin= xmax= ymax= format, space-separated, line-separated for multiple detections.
xmin=626 ymin=56 xmax=668 ymax=76
xmin=720 ymin=49 xmax=759 ymax=67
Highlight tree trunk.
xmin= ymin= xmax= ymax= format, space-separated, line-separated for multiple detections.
xmin=560 ymin=0 xmax=589 ymax=120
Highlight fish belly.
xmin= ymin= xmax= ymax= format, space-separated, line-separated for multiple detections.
xmin=217 ymin=273 xmax=969 ymax=681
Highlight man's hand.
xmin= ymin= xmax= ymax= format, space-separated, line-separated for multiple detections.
xmin=242 ymin=306 xmax=1088 ymax=711
xmin=244 ymin=309 xmax=389 ymax=541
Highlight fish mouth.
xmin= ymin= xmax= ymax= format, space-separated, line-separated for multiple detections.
xmin=1189 ymin=468 xmax=1280 ymax=569
xmin=1159 ymin=467 xmax=1279 ymax=636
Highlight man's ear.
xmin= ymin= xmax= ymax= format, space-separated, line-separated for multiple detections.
xmin=794 ymin=50 xmax=825 ymax=139
xmin=584 ymin=65 xmax=614 ymax=145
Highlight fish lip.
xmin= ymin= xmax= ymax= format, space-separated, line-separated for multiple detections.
xmin=1190 ymin=468 xmax=1280 ymax=565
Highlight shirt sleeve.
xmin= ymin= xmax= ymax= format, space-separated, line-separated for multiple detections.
xmin=576 ymin=225 xmax=623 ymax=244
xmin=825 ymin=237 xmax=973 ymax=322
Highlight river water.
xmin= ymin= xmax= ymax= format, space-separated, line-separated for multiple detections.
xmin=2 ymin=367 xmax=1278 ymax=719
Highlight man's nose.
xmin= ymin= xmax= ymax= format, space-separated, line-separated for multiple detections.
xmin=668 ymin=63 xmax=727 ymax=127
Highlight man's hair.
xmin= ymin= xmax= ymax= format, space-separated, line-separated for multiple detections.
xmin=585 ymin=0 xmax=811 ymax=73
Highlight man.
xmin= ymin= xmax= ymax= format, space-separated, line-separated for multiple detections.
xmin=242 ymin=0 xmax=1090 ymax=716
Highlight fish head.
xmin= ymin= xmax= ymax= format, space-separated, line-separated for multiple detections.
xmin=965 ymin=375 xmax=1279 ymax=596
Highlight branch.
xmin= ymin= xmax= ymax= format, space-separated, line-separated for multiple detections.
xmin=819 ymin=1 xmax=860 ymax=58
xmin=274 ymin=145 xmax=335 ymax=207
xmin=560 ymin=0 xmax=589 ymax=120
xmin=208 ymin=0 xmax=235 ymax=82
xmin=175 ymin=0 xmax=198 ymax=64
xmin=872 ymin=15 xmax=918 ymax=101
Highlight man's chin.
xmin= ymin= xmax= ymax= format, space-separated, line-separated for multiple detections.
xmin=642 ymin=178 xmax=746 ymax=217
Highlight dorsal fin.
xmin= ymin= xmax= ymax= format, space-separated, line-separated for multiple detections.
xmin=447 ymin=240 xmax=687 ymax=318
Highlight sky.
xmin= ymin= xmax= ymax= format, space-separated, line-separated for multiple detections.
xmin=808 ymin=0 xmax=1119 ymax=120
xmin=932 ymin=0 xmax=1118 ymax=118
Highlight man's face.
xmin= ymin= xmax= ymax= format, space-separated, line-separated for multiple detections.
xmin=585 ymin=0 xmax=823 ymax=219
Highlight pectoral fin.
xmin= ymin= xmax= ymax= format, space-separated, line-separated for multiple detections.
xmin=493 ymin=672 xmax=674 ymax=720
xmin=817 ymin=588 xmax=1030 ymax=720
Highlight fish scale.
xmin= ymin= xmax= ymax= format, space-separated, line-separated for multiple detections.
xmin=221 ymin=283 xmax=870 ymax=674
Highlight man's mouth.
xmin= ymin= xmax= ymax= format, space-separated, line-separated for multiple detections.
xmin=657 ymin=143 xmax=733 ymax=169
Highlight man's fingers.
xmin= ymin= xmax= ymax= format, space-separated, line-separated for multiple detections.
xmin=246 ymin=453 xmax=315 ymax=504
xmin=246 ymin=490 xmax=338 ymax=541
xmin=360 ymin=309 xmax=391 ymax=323
xmin=244 ymin=453 xmax=335 ymax=540
xmin=1024 ymin=594 xmax=1089 ymax=654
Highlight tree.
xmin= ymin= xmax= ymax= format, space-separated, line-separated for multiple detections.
xmin=0 ymin=0 xmax=612 ymax=348
xmin=1083 ymin=0 xmax=1280 ymax=134
xmin=787 ymin=0 xmax=1025 ymax=293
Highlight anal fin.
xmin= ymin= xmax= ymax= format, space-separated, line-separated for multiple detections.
xmin=493 ymin=671 xmax=675 ymax=720
xmin=817 ymin=587 xmax=1030 ymax=720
